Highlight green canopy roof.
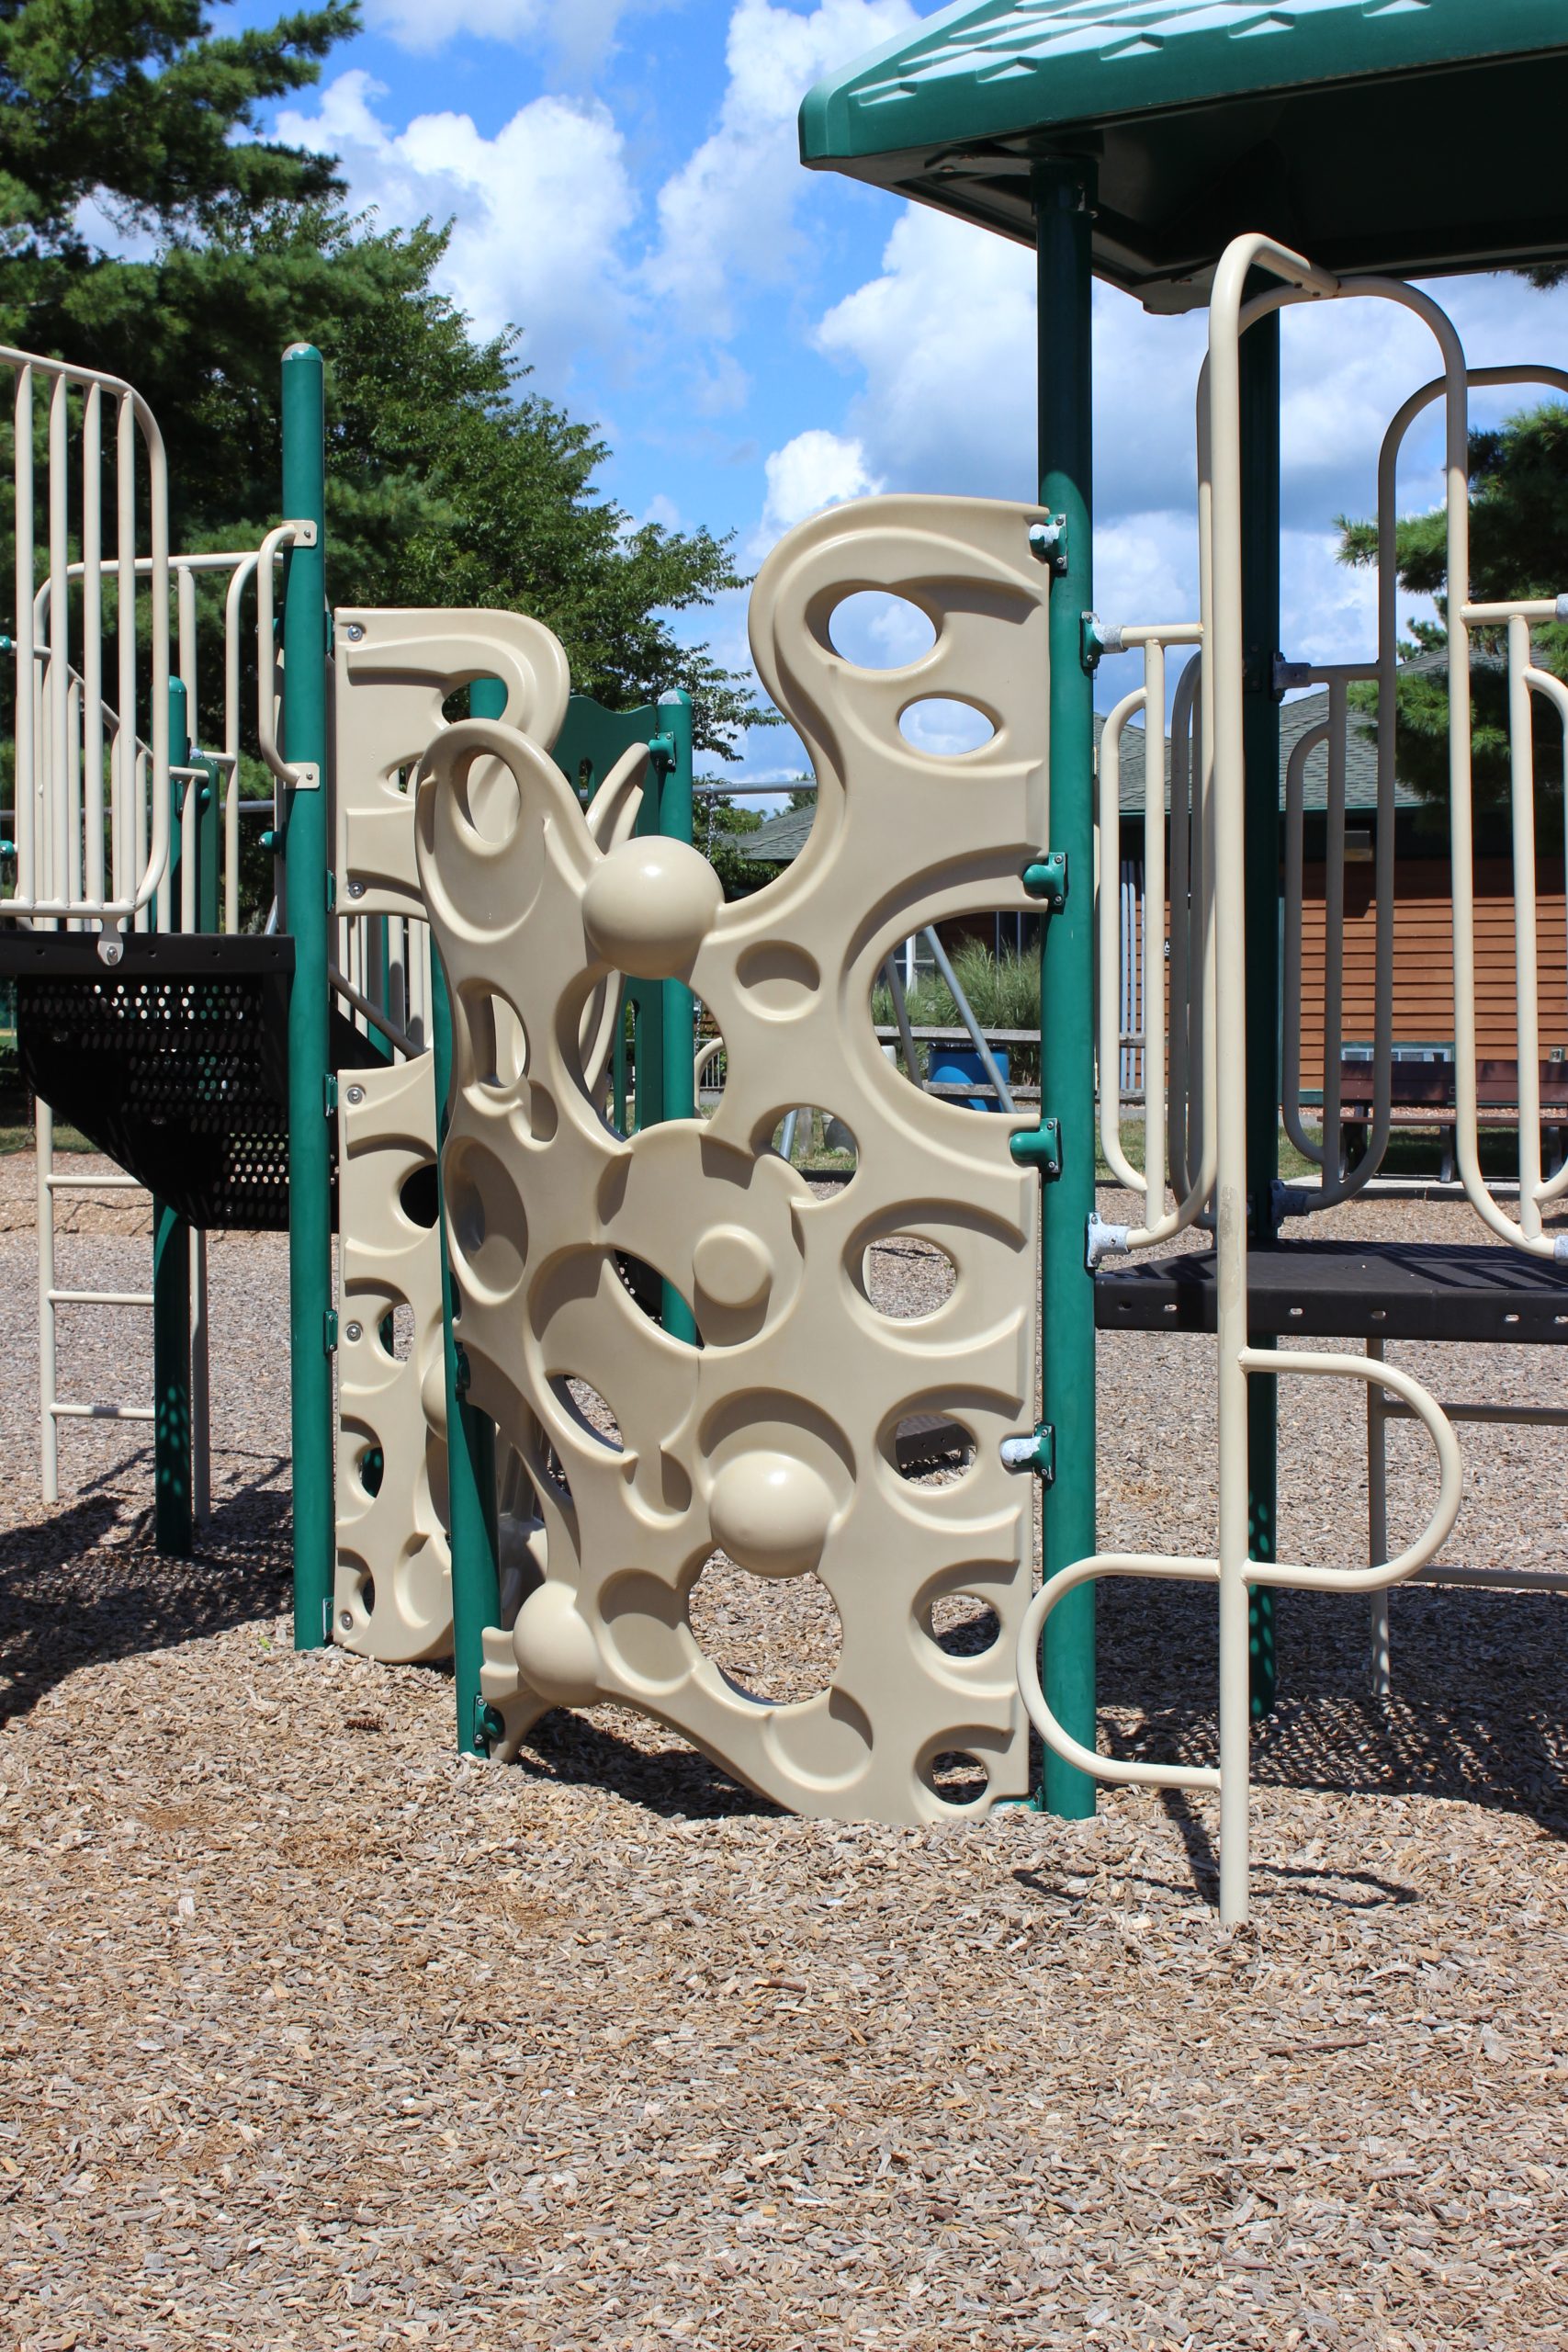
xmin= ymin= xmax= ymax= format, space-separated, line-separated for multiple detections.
xmin=800 ymin=1 xmax=1568 ymax=303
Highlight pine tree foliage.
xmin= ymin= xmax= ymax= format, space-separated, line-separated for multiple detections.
xmin=0 ymin=1 xmax=762 ymax=758
xmin=1337 ymin=400 xmax=1568 ymax=813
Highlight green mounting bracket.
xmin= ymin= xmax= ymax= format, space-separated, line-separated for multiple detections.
xmin=323 ymin=1073 xmax=338 ymax=1116
xmin=646 ymin=730 xmax=678 ymax=769
xmin=1028 ymin=514 xmax=1067 ymax=574
xmin=323 ymin=1308 xmax=338 ymax=1353
xmin=474 ymin=1700 xmax=505 ymax=1752
xmin=1023 ymin=850 xmax=1067 ymax=910
xmin=1010 ymin=1115 xmax=1063 ymax=1180
xmin=1001 ymin=1420 xmax=1056 ymax=1484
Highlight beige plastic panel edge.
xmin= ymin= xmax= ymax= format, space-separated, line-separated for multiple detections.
xmin=333 ymin=605 xmax=573 ymax=917
xmin=417 ymin=493 xmax=1047 ymax=1821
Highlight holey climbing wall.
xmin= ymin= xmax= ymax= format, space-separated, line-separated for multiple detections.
xmin=416 ymin=496 xmax=1050 ymax=1820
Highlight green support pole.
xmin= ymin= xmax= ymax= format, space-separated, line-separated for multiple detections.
xmin=281 ymin=343 xmax=334 ymax=1652
xmin=194 ymin=752 xmax=220 ymax=937
xmin=152 ymin=679 xmax=193 ymax=1557
xmin=1032 ymin=159 xmax=1098 ymax=1817
xmin=654 ymin=691 xmax=698 ymax=1345
xmin=1240 ymin=306 xmax=1280 ymax=1719
xmin=439 ymin=677 xmax=505 ymax=1756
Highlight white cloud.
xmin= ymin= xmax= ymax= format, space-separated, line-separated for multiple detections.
xmin=276 ymin=70 xmax=634 ymax=382
xmin=646 ymin=0 xmax=918 ymax=335
xmin=362 ymin=0 xmax=637 ymax=74
xmin=759 ymin=426 xmax=882 ymax=543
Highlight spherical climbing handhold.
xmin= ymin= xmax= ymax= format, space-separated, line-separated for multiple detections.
xmin=707 ymin=1450 xmax=835 ymax=1579
xmin=512 ymin=1581 xmax=602 ymax=1707
xmin=581 ymin=837 xmax=722 ymax=979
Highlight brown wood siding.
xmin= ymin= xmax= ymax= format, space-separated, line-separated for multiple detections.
xmin=1295 ymin=858 xmax=1568 ymax=1089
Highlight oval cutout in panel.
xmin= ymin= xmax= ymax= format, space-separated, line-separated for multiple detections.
xmin=828 ymin=589 xmax=937 ymax=671
xmin=615 ymin=1250 xmax=703 ymax=1350
xmin=888 ymin=1411 xmax=976 ymax=1487
xmin=688 ymin=1550 xmax=842 ymax=1706
xmin=927 ymin=1593 xmax=1001 ymax=1659
xmin=548 ymin=1374 xmax=624 ymax=1453
xmin=457 ymin=741 xmax=523 ymax=846
xmin=765 ymin=1105 xmax=857 ymax=1176
xmin=861 ymin=1233 xmax=957 ymax=1319
xmin=898 ymin=697 xmax=997 ymax=756
xmin=923 ymin=1748 xmax=990 ymax=1809
xmin=399 ymin=1160 xmax=439 ymax=1230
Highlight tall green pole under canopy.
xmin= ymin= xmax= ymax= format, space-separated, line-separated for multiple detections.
xmin=441 ymin=677 xmax=506 ymax=1757
xmin=281 ymin=343 xmax=334 ymax=1653
xmin=654 ymin=690 xmax=699 ymax=1345
xmin=1032 ymin=157 xmax=1097 ymax=1818
xmin=152 ymin=678 xmax=193 ymax=1559
xmin=1240 ymin=305 xmax=1281 ymax=1717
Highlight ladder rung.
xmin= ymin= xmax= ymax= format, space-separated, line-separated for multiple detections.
xmin=46 ymin=1173 xmax=144 ymax=1193
xmin=47 ymin=1289 xmax=153 ymax=1308
xmin=51 ymin=1402 xmax=154 ymax=1422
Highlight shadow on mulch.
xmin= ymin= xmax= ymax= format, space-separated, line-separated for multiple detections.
xmin=1095 ymin=1573 xmax=1568 ymax=1838
xmin=0 ymin=1447 xmax=291 ymax=1726
xmin=514 ymin=1708 xmax=782 ymax=1821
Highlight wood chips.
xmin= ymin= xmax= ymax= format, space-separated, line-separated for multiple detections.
xmin=0 ymin=1159 xmax=1564 ymax=2348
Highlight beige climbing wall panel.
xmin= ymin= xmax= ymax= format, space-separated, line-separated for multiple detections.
xmin=416 ymin=495 xmax=1049 ymax=1821
xmin=332 ymin=605 xmax=649 ymax=1662
xmin=334 ymin=1050 xmax=451 ymax=1660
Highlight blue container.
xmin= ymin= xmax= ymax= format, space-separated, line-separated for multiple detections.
xmin=930 ymin=1046 xmax=1009 ymax=1113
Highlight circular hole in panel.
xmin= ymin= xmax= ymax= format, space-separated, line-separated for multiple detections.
xmin=354 ymin=1443 xmax=385 ymax=1501
xmin=898 ymin=697 xmax=997 ymax=757
xmin=457 ymin=742 xmax=522 ymax=846
xmin=735 ymin=941 xmax=819 ymax=1018
xmin=764 ymin=1105 xmax=857 ymax=1176
xmin=615 ymin=1250 xmax=703 ymax=1349
xmin=688 ymin=1550 xmax=842 ymax=1705
xmin=445 ymin=1138 xmax=526 ymax=1299
xmin=548 ymin=1374 xmax=624 ymax=1453
xmin=927 ymin=1594 xmax=1001 ymax=1658
xmin=870 ymin=920 xmax=1038 ymax=1112
xmin=861 ymin=1233 xmax=957 ymax=1319
xmin=827 ymin=590 xmax=937 ymax=671
xmin=399 ymin=1160 xmax=439 ymax=1230
xmin=924 ymin=1749 xmax=990 ymax=1808
xmin=888 ymin=1411 xmax=976 ymax=1487
xmin=360 ymin=1574 xmax=376 ymax=1617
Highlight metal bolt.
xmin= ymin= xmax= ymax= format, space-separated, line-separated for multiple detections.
xmin=344 ymin=1320 xmax=363 ymax=1342
xmin=347 ymin=878 xmax=367 ymax=899
xmin=339 ymin=1609 xmax=355 ymax=1632
xmin=346 ymin=1084 xmax=365 ymax=1106
xmin=345 ymin=621 xmax=366 ymax=642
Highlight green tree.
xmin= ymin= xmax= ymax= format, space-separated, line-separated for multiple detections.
xmin=0 ymin=3 xmax=762 ymax=758
xmin=1337 ymin=400 xmax=1568 ymax=812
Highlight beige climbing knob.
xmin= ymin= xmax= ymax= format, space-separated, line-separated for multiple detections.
xmin=581 ymin=837 xmax=722 ymax=978
xmin=512 ymin=1581 xmax=602 ymax=1706
xmin=693 ymin=1224 xmax=773 ymax=1312
xmin=707 ymin=1451 xmax=834 ymax=1578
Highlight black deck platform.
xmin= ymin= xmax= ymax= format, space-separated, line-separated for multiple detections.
xmin=0 ymin=931 xmax=381 ymax=1229
xmin=1094 ymin=1239 xmax=1568 ymax=1346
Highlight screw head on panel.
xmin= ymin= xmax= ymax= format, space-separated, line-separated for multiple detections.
xmin=344 ymin=1320 xmax=363 ymax=1342
xmin=344 ymin=621 xmax=366 ymax=642
xmin=347 ymin=878 xmax=367 ymax=899
xmin=346 ymin=1085 xmax=365 ymax=1105
xmin=339 ymin=1609 xmax=355 ymax=1632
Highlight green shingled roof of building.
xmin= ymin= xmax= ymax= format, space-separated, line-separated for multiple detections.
xmin=745 ymin=679 xmax=1418 ymax=865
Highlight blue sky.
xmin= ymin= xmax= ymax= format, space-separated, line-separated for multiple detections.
xmin=209 ymin=0 xmax=1568 ymax=776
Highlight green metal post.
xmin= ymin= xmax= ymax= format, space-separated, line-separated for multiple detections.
xmin=1240 ymin=306 xmax=1280 ymax=1718
xmin=281 ymin=343 xmax=334 ymax=1652
xmin=439 ymin=676 xmax=504 ymax=1756
xmin=194 ymin=753 xmax=220 ymax=937
xmin=654 ymin=690 xmax=698 ymax=1344
xmin=152 ymin=678 xmax=193 ymax=1557
xmin=1032 ymin=159 xmax=1097 ymax=1817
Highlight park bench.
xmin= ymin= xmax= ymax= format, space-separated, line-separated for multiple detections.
xmin=1334 ymin=1057 xmax=1568 ymax=1182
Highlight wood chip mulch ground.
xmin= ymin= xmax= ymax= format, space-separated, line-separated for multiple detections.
xmin=0 ymin=1158 xmax=1564 ymax=2349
